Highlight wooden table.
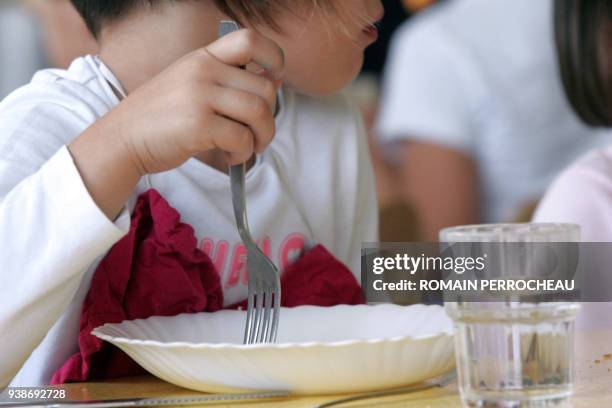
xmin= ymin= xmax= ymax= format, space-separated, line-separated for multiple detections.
xmin=60 ymin=330 xmax=612 ymax=407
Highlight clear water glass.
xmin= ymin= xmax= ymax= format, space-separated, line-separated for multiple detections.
xmin=440 ymin=224 xmax=581 ymax=408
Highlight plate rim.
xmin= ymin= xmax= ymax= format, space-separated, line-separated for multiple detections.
xmin=92 ymin=329 xmax=453 ymax=350
xmin=91 ymin=304 xmax=453 ymax=350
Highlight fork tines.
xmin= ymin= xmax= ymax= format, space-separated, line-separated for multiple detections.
xmin=244 ymin=252 xmax=281 ymax=344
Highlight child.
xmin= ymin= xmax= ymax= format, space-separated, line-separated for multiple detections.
xmin=533 ymin=0 xmax=612 ymax=329
xmin=0 ymin=0 xmax=381 ymax=387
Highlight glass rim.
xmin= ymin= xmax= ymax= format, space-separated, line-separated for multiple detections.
xmin=439 ymin=223 xmax=581 ymax=242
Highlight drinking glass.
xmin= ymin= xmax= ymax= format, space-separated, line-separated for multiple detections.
xmin=440 ymin=223 xmax=581 ymax=407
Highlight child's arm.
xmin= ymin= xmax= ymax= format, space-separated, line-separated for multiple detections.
xmin=0 ymin=144 xmax=130 ymax=387
xmin=0 ymin=29 xmax=284 ymax=387
xmin=396 ymin=142 xmax=480 ymax=241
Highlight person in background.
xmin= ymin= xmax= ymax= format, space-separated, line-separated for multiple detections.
xmin=24 ymin=0 xmax=97 ymax=68
xmin=375 ymin=0 xmax=612 ymax=241
xmin=0 ymin=0 xmax=96 ymax=100
xmin=533 ymin=0 xmax=612 ymax=330
xmin=0 ymin=1 xmax=45 ymax=99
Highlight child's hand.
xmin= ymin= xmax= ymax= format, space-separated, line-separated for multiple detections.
xmin=112 ymin=28 xmax=285 ymax=174
xmin=69 ymin=29 xmax=284 ymax=219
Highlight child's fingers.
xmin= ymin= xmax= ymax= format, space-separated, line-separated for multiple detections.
xmin=208 ymin=115 xmax=255 ymax=165
xmin=216 ymin=65 xmax=278 ymax=114
xmin=205 ymin=29 xmax=285 ymax=81
xmin=208 ymin=85 xmax=276 ymax=153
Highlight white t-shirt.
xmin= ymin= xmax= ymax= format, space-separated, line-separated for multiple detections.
xmin=0 ymin=56 xmax=378 ymax=387
xmin=376 ymin=0 xmax=612 ymax=222
xmin=534 ymin=148 xmax=612 ymax=331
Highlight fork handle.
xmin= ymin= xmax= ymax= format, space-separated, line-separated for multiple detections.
xmin=222 ymin=20 xmax=256 ymax=247
xmin=230 ymin=163 xmax=256 ymax=245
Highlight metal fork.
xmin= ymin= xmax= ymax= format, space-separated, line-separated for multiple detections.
xmin=219 ymin=21 xmax=281 ymax=345
xmin=230 ymin=163 xmax=281 ymax=344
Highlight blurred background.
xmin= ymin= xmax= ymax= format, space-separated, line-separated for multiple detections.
xmin=1 ymin=0 xmax=610 ymax=243
xmin=0 ymin=0 xmax=97 ymax=98
xmin=353 ymin=0 xmax=612 ymax=242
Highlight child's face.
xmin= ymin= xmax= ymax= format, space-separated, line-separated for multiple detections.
xmin=254 ymin=0 xmax=384 ymax=96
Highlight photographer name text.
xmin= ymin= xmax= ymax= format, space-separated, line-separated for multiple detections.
xmin=373 ymin=279 xmax=575 ymax=292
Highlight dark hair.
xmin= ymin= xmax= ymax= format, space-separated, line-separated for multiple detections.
xmin=69 ymin=0 xmax=146 ymax=37
xmin=70 ymin=0 xmax=326 ymax=38
xmin=555 ymin=0 xmax=612 ymax=127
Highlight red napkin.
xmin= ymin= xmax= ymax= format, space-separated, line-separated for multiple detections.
xmin=52 ymin=189 xmax=364 ymax=384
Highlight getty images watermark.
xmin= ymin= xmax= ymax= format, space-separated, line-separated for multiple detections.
xmin=360 ymin=242 xmax=612 ymax=303
xmin=370 ymin=252 xmax=574 ymax=293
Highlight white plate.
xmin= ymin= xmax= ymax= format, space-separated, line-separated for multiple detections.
xmin=93 ymin=304 xmax=454 ymax=395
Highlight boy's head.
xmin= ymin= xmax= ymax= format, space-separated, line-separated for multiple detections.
xmin=69 ymin=0 xmax=296 ymax=38
xmin=69 ymin=0 xmax=383 ymax=95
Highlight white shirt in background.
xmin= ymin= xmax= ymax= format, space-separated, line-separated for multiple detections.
xmin=0 ymin=56 xmax=378 ymax=387
xmin=376 ymin=0 xmax=612 ymax=222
